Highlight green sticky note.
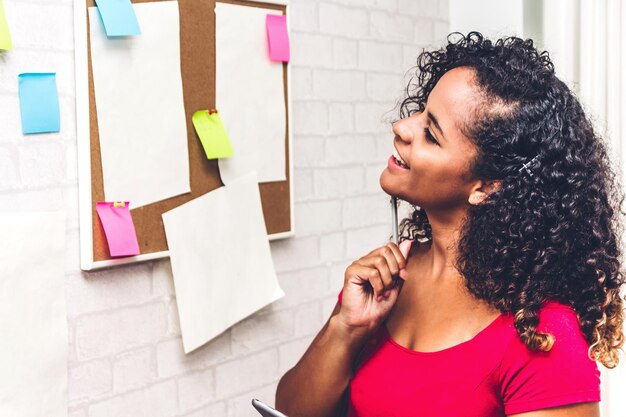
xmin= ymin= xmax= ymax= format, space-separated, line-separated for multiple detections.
xmin=0 ymin=0 xmax=12 ymax=50
xmin=192 ymin=110 xmax=234 ymax=159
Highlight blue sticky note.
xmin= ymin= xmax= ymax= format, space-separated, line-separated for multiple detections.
xmin=18 ymin=73 xmax=61 ymax=135
xmin=95 ymin=0 xmax=141 ymax=37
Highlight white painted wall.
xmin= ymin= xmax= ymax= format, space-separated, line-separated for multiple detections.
xmin=449 ymin=0 xmax=523 ymax=38
xmin=0 ymin=0 xmax=449 ymax=416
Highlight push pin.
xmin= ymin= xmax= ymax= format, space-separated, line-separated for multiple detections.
xmin=113 ymin=201 xmax=126 ymax=208
xmin=208 ymin=109 xmax=218 ymax=115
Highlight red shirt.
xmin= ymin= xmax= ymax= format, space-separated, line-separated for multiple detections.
xmin=338 ymin=291 xmax=601 ymax=416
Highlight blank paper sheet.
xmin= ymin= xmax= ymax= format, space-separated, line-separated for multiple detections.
xmin=216 ymin=3 xmax=287 ymax=184
xmin=0 ymin=212 xmax=67 ymax=417
xmin=89 ymin=1 xmax=190 ymax=208
xmin=162 ymin=172 xmax=285 ymax=353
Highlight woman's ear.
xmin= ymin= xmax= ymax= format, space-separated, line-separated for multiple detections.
xmin=468 ymin=180 xmax=502 ymax=205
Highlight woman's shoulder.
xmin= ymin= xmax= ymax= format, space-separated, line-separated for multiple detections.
xmin=539 ymin=299 xmax=576 ymax=313
xmin=531 ymin=299 xmax=580 ymax=336
xmin=498 ymin=299 xmax=584 ymax=350
xmin=497 ymin=300 xmax=601 ymax=413
xmin=499 ymin=300 xmax=578 ymax=330
xmin=534 ymin=300 xmax=579 ymax=332
xmin=497 ymin=299 xmax=598 ymax=381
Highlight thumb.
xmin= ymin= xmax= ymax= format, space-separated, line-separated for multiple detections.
xmin=399 ymin=239 xmax=413 ymax=259
xmin=397 ymin=239 xmax=413 ymax=281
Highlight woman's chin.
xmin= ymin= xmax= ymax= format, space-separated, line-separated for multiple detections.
xmin=379 ymin=174 xmax=401 ymax=198
xmin=380 ymin=180 xmax=420 ymax=206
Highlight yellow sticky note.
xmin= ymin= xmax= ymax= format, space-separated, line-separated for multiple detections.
xmin=0 ymin=0 xmax=12 ymax=50
xmin=192 ymin=110 xmax=234 ymax=159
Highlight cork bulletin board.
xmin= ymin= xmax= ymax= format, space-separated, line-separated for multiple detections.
xmin=74 ymin=0 xmax=293 ymax=271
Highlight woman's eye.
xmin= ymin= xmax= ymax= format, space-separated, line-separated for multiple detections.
xmin=424 ymin=128 xmax=439 ymax=145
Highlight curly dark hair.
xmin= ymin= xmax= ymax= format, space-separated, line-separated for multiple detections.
xmin=397 ymin=31 xmax=626 ymax=368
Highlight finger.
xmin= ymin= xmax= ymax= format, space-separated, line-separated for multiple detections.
xmin=348 ymin=264 xmax=384 ymax=298
xmin=385 ymin=284 xmax=402 ymax=303
xmin=380 ymin=245 xmax=401 ymax=276
xmin=394 ymin=240 xmax=414 ymax=281
xmin=366 ymin=267 xmax=385 ymax=300
xmin=399 ymin=239 xmax=413 ymax=259
xmin=379 ymin=279 xmax=405 ymax=306
xmin=399 ymin=268 xmax=408 ymax=280
xmin=391 ymin=240 xmax=413 ymax=264
xmin=363 ymin=241 xmax=410 ymax=269
xmin=359 ymin=255 xmax=394 ymax=293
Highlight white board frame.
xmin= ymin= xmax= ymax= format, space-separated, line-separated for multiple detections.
xmin=74 ymin=0 xmax=294 ymax=271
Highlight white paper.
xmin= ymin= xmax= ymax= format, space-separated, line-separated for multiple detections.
xmin=0 ymin=212 xmax=67 ymax=417
xmin=216 ymin=3 xmax=287 ymax=184
xmin=162 ymin=172 xmax=285 ymax=353
xmin=89 ymin=1 xmax=190 ymax=208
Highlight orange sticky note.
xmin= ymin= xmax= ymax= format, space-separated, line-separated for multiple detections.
xmin=96 ymin=201 xmax=140 ymax=257
xmin=266 ymin=14 xmax=289 ymax=62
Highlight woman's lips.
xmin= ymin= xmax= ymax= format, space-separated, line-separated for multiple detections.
xmin=388 ymin=155 xmax=410 ymax=171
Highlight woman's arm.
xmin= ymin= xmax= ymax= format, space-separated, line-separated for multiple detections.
xmin=275 ymin=302 xmax=371 ymax=417
xmin=275 ymin=241 xmax=412 ymax=417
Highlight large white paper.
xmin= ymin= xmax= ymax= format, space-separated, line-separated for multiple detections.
xmin=89 ymin=1 xmax=190 ymax=208
xmin=0 ymin=212 xmax=67 ymax=417
xmin=162 ymin=172 xmax=285 ymax=353
xmin=216 ymin=3 xmax=287 ymax=184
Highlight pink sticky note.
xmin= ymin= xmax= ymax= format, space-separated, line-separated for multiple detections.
xmin=266 ymin=14 xmax=290 ymax=62
xmin=96 ymin=202 xmax=140 ymax=257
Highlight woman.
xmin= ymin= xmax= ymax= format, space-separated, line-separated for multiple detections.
xmin=275 ymin=32 xmax=626 ymax=417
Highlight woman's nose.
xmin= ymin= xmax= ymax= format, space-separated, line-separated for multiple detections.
xmin=392 ymin=117 xmax=415 ymax=143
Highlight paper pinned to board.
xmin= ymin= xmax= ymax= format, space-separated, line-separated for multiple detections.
xmin=89 ymin=1 xmax=190 ymax=208
xmin=95 ymin=0 xmax=141 ymax=37
xmin=162 ymin=172 xmax=285 ymax=354
xmin=216 ymin=3 xmax=286 ymax=184
xmin=0 ymin=0 xmax=12 ymax=50
xmin=96 ymin=201 xmax=140 ymax=257
xmin=18 ymin=73 xmax=61 ymax=134
xmin=0 ymin=212 xmax=67 ymax=417
xmin=266 ymin=14 xmax=289 ymax=62
xmin=192 ymin=110 xmax=234 ymax=160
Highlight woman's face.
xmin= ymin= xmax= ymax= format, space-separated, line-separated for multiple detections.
xmin=380 ymin=67 xmax=483 ymax=211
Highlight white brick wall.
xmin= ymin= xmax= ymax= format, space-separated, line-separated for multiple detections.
xmin=0 ymin=0 xmax=449 ymax=415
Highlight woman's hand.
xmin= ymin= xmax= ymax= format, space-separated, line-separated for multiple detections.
xmin=337 ymin=240 xmax=413 ymax=333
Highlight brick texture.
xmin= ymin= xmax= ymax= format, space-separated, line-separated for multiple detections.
xmin=0 ymin=0 xmax=450 ymax=415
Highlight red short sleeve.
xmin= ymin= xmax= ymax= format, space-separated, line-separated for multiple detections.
xmin=499 ymin=302 xmax=601 ymax=415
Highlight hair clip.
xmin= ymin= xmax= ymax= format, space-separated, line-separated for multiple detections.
xmin=518 ymin=154 xmax=540 ymax=177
